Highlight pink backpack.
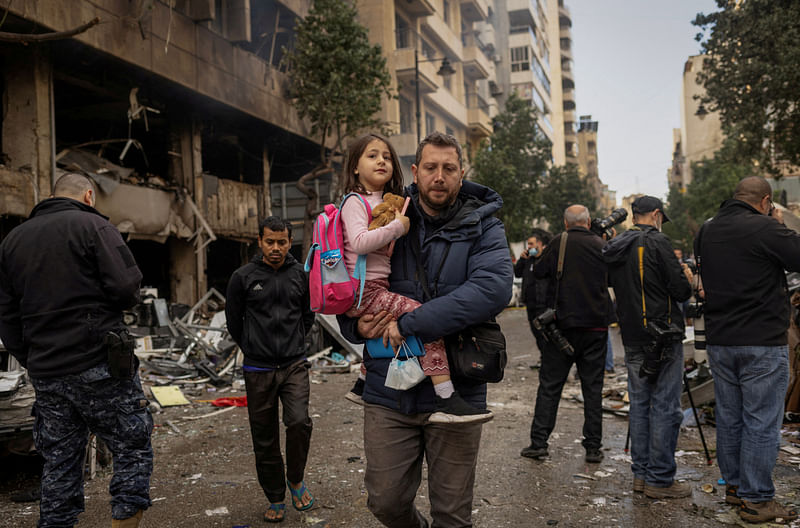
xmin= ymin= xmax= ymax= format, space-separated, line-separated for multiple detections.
xmin=303 ymin=193 xmax=371 ymax=314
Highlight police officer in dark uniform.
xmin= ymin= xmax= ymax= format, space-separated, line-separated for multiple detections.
xmin=0 ymin=173 xmax=152 ymax=528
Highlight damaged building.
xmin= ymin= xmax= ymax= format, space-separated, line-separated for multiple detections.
xmin=0 ymin=0 xmax=330 ymax=306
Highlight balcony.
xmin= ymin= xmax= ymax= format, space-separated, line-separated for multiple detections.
xmin=559 ymin=4 xmax=572 ymax=28
xmin=466 ymin=92 xmax=492 ymax=137
xmin=562 ymin=71 xmax=574 ymax=90
xmin=563 ymin=89 xmax=575 ymax=111
xmin=560 ymin=37 xmax=572 ymax=59
xmin=480 ymin=23 xmax=496 ymax=52
xmin=428 ymin=87 xmax=468 ymax=127
xmin=422 ymin=13 xmax=463 ymax=58
xmin=508 ymin=0 xmax=536 ymax=28
xmin=564 ymin=122 xmax=577 ymax=142
xmin=509 ymin=26 xmax=537 ymax=49
xmin=389 ymin=132 xmax=421 ymax=159
xmin=462 ymin=33 xmax=492 ymax=79
xmin=460 ymin=0 xmax=489 ymax=22
xmin=402 ymin=0 xmax=436 ymax=17
xmin=394 ymin=48 xmax=439 ymax=94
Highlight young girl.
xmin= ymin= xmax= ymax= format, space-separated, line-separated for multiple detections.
xmin=339 ymin=133 xmax=491 ymax=424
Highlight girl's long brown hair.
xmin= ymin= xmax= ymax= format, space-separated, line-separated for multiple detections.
xmin=343 ymin=133 xmax=404 ymax=196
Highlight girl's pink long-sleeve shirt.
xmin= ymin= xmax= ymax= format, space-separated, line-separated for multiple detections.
xmin=340 ymin=192 xmax=405 ymax=280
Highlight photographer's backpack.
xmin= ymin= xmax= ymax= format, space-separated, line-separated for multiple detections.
xmin=303 ymin=193 xmax=371 ymax=314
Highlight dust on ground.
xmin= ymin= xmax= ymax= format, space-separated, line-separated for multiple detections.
xmin=1 ymin=308 xmax=799 ymax=527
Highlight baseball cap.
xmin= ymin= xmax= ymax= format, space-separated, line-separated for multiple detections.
xmin=631 ymin=196 xmax=670 ymax=223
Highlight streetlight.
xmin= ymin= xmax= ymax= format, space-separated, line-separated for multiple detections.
xmin=415 ymin=51 xmax=456 ymax=143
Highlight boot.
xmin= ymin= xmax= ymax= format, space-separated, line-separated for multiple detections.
xmin=739 ymin=500 xmax=798 ymax=524
xmin=111 ymin=510 xmax=143 ymax=528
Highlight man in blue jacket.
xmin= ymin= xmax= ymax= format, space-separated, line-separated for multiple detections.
xmin=342 ymin=132 xmax=513 ymax=528
xmin=0 ymin=173 xmax=151 ymax=528
xmin=697 ymin=177 xmax=800 ymax=523
xmin=225 ymin=216 xmax=316 ymax=523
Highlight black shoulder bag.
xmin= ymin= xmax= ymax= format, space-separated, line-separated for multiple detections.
xmin=411 ymin=233 xmax=507 ymax=384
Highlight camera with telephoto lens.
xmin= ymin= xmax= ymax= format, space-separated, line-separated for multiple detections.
xmin=685 ymin=296 xmax=707 ymax=362
xmin=639 ymin=319 xmax=684 ymax=384
xmin=590 ymin=208 xmax=628 ymax=239
xmin=532 ymin=308 xmax=575 ymax=356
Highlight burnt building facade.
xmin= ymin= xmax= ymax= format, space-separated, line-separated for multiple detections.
xmin=0 ymin=0 xmax=330 ymax=305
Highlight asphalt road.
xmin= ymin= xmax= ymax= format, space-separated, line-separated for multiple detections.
xmin=1 ymin=308 xmax=799 ymax=527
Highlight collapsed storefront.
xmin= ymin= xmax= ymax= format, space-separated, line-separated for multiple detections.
xmin=0 ymin=1 xmax=336 ymax=305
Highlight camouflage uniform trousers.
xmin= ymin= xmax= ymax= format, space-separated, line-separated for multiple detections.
xmin=30 ymin=363 xmax=153 ymax=528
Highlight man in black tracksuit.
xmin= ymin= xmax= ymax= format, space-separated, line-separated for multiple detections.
xmin=225 ymin=216 xmax=315 ymax=523
xmin=514 ymin=229 xmax=551 ymax=354
xmin=603 ymin=195 xmax=693 ymax=499
xmin=521 ymin=205 xmax=612 ymax=463
xmin=0 ymin=173 xmax=151 ymax=528
xmin=696 ymin=177 xmax=800 ymax=523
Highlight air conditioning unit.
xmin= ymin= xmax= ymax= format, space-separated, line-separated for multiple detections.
xmin=492 ymin=54 xmax=502 ymax=63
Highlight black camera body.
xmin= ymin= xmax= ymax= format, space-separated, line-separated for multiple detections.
xmin=639 ymin=319 xmax=684 ymax=384
xmin=681 ymin=257 xmax=698 ymax=274
xmin=590 ymin=208 xmax=628 ymax=239
xmin=532 ymin=308 xmax=575 ymax=356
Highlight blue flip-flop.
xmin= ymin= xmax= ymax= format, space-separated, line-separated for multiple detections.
xmin=287 ymin=480 xmax=315 ymax=511
xmin=264 ymin=502 xmax=285 ymax=523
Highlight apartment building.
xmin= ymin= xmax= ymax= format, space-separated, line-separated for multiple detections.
xmin=0 ymin=0 xmax=325 ymax=305
xmin=668 ymin=54 xmax=724 ymax=190
xmin=356 ymin=0 xmax=497 ymax=178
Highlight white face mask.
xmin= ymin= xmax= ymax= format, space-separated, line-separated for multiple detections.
xmin=529 ymin=247 xmax=539 ymax=256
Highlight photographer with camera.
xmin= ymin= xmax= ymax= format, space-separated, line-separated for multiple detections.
xmin=695 ymin=176 xmax=800 ymax=523
xmin=603 ymin=196 xmax=692 ymax=499
xmin=520 ymin=205 xmax=614 ymax=464
xmin=514 ymin=229 xmax=551 ymax=354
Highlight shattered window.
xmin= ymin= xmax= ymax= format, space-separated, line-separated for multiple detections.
xmin=241 ymin=0 xmax=297 ymax=71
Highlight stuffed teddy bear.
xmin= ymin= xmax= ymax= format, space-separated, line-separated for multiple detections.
xmin=369 ymin=192 xmax=406 ymax=230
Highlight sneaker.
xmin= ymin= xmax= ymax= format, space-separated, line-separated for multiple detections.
xmin=633 ymin=478 xmax=645 ymax=493
xmin=739 ymin=500 xmax=798 ymax=524
xmin=585 ymin=448 xmax=604 ymax=463
xmin=520 ymin=445 xmax=549 ymax=459
xmin=345 ymin=378 xmax=365 ymax=406
xmin=427 ymin=393 xmax=493 ymax=424
xmin=644 ymin=480 xmax=692 ymax=499
xmin=605 ymin=367 xmax=615 ymax=374
xmin=725 ymin=485 xmax=741 ymax=505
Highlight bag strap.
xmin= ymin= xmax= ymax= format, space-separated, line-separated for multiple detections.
xmin=552 ymin=232 xmax=568 ymax=311
xmin=339 ymin=193 xmax=373 ymax=309
xmin=636 ymin=230 xmax=647 ymax=328
xmin=410 ymin=227 xmax=434 ymax=302
xmin=635 ymin=228 xmax=671 ymax=329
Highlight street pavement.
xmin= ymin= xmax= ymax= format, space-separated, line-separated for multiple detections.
xmin=1 ymin=307 xmax=799 ymax=527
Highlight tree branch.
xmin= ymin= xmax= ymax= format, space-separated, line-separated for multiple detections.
xmin=0 ymin=17 xmax=100 ymax=43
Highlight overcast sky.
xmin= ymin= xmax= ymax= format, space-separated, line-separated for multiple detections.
xmin=568 ymin=0 xmax=719 ymax=203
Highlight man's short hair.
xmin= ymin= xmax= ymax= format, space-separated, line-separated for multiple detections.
xmin=733 ymin=176 xmax=772 ymax=206
xmin=415 ymin=131 xmax=462 ymax=169
xmin=259 ymin=216 xmax=292 ymax=239
xmin=53 ymin=173 xmax=96 ymax=199
xmin=530 ymin=228 xmax=551 ymax=246
xmin=564 ymin=205 xmax=590 ymax=227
